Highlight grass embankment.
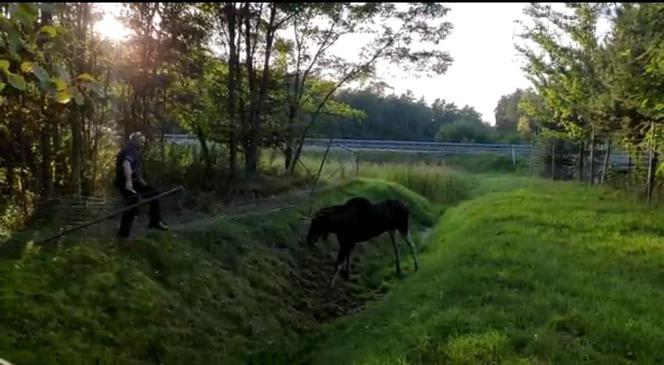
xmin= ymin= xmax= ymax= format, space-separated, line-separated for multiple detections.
xmin=302 ymin=179 xmax=664 ymax=364
xmin=0 ymin=176 xmax=451 ymax=365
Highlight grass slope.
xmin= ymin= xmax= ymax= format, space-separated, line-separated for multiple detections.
xmin=0 ymin=178 xmax=437 ymax=365
xmin=303 ymin=179 xmax=664 ymax=365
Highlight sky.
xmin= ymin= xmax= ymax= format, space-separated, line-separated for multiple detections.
xmin=93 ymin=3 xmax=551 ymax=126
xmin=369 ymin=3 xmax=534 ymax=125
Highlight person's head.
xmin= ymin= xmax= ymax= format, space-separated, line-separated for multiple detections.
xmin=128 ymin=132 xmax=146 ymax=149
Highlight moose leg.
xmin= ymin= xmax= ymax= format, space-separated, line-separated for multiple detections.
xmin=331 ymin=244 xmax=350 ymax=288
xmin=343 ymin=247 xmax=353 ymax=280
xmin=389 ymin=230 xmax=402 ymax=276
xmin=401 ymin=230 xmax=419 ymax=271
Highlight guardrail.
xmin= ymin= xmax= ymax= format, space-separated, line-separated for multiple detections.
xmin=162 ymin=134 xmax=532 ymax=155
xmin=161 ymin=133 xmax=637 ymax=167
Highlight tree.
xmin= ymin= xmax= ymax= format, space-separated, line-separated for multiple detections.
xmin=517 ymin=3 xmax=607 ymax=183
xmin=437 ymin=116 xmax=494 ymax=143
xmin=287 ymin=3 xmax=454 ymax=174
xmin=602 ymin=4 xmax=664 ymax=150
xmin=494 ymin=89 xmax=527 ymax=134
xmin=0 ymin=3 xmax=102 ymax=200
xmin=516 ymin=89 xmax=547 ymax=139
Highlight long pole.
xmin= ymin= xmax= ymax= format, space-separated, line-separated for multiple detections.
xmin=36 ymin=185 xmax=184 ymax=245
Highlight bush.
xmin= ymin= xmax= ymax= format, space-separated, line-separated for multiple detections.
xmin=437 ymin=119 xmax=496 ymax=143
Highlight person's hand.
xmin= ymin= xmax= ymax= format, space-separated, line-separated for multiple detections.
xmin=125 ymin=181 xmax=137 ymax=195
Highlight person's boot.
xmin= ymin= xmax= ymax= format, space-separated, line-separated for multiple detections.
xmin=148 ymin=221 xmax=169 ymax=231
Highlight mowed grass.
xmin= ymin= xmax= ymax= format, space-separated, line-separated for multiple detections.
xmin=300 ymin=179 xmax=664 ymax=365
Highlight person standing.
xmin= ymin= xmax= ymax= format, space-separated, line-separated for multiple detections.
xmin=114 ymin=132 xmax=168 ymax=238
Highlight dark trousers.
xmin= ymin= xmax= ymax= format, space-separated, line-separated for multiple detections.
xmin=117 ymin=180 xmax=162 ymax=237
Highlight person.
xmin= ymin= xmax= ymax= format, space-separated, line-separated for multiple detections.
xmin=114 ymin=132 xmax=168 ymax=238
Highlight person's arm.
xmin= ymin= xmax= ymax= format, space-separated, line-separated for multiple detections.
xmin=123 ymin=160 xmax=137 ymax=194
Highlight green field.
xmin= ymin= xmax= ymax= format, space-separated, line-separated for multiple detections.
xmin=300 ymin=179 xmax=664 ymax=364
xmin=2 ymin=158 xmax=664 ymax=365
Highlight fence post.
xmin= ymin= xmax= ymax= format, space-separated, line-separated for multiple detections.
xmin=577 ymin=141 xmax=584 ymax=182
xmin=308 ymin=137 xmax=334 ymax=214
xmin=588 ymin=125 xmax=595 ymax=186
xmin=600 ymin=138 xmax=611 ymax=185
xmin=551 ymin=138 xmax=556 ymax=181
xmin=647 ymin=121 xmax=656 ymax=204
xmin=511 ymin=144 xmax=516 ymax=167
xmin=355 ymin=153 xmax=359 ymax=176
xmin=529 ymin=135 xmax=534 ymax=176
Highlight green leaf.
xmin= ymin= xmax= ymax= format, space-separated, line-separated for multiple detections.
xmin=20 ymin=61 xmax=33 ymax=73
xmin=39 ymin=25 xmax=57 ymax=38
xmin=55 ymin=88 xmax=72 ymax=104
xmin=76 ymin=73 xmax=95 ymax=83
xmin=7 ymin=29 xmax=20 ymax=55
xmin=52 ymin=78 xmax=67 ymax=92
xmin=0 ymin=81 xmax=5 ymax=92
xmin=10 ymin=3 xmax=38 ymax=29
xmin=31 ymin=64 xmax=49 ymax=83
xmin=18 ymin=3 xmax=39 ymax=18
xmin=6 ymin=72 xmax=26 ymax=91
xmin=0 ymin=60 xmax=9 ymax=72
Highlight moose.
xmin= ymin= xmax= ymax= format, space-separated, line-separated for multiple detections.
xmin=306 ymin=197 xmax=420 ymax=287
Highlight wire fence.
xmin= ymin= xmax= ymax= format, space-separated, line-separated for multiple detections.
xmin=529 ymin=134 xmax=659 ymax=202
xmin=8 ymin=132 xmax=660 ymax=247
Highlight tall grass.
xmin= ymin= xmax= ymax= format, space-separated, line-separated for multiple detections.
xmin=270 ymin=150 xmax=474 ymax=207
xmin=359 ymin=162 xmax=473 ymax=206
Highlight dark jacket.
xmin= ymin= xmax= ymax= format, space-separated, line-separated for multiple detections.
xmin=114 ymin=143 xmax=142 ymax=188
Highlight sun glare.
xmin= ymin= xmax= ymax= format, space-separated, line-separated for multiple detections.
xmin=94 ymin=12 xmax=130 ymax=42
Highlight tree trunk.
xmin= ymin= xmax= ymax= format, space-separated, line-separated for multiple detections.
xmin=39 ymin=6 xmax=54 ymax=198
xmin=6 ymin=166 xmax=15 ymax=196
xmin=52 ymin=124 xmax=65 ymax=191
xmin=284 ymin=144 xmax=293 ymax=172
xmin=600 ymin=138 xmax=611 ymax=185
xmin=195 ymin=123 xmax=212 ymax=176
xmin=40 ymin=124 xmax=53 ymax=197
xmin=71 ymin=113 xmax=83 ymax=197
xmin=246 ymin=5 xmax=278 ymax=176
xmin=577 ymin=141 xmax=584 ymax=182
xmin=225 ymin=3 xmax=239 ymax=180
